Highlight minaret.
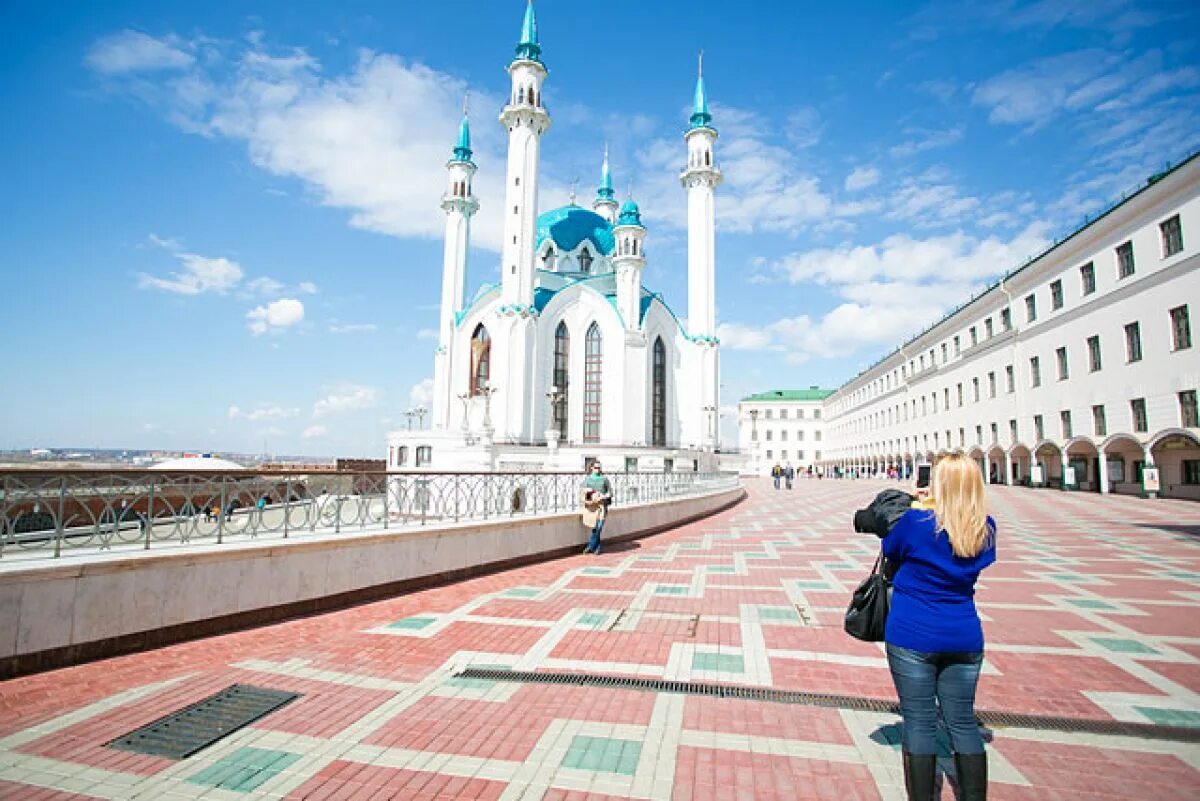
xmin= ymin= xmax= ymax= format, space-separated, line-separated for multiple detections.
xmin=432 ymin=104 xmax=479 ymax=429
xmin=612 ymin=197 xmax=646 ymax=330
xmin=499 ymin=0 xmax=551 ymax=310
xmin=680 ymin=53 xmax=722 ymax=452
xmin=593 ymin=145 xmax=618 ymax=224
xmin=680 ymin=52 xmax=721 ymax=337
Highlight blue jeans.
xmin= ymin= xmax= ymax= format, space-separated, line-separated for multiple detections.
xmin=886 ymin=643 xmax=985 ymax=755
xmin=773 ymin=476 xmax=780 ymax=489
xmin=586 ymin=518 xmax=605 ymax=553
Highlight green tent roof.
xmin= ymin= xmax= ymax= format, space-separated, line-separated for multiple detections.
xmin=741 ymin=388 xmax=835 ymax=402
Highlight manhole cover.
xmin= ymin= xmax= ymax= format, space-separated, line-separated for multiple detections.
xmin=107 ymin=684 xmax=300 ymax=759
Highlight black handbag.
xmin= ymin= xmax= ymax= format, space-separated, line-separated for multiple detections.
xmin=844 ymin=554 xmax=890 ymax=642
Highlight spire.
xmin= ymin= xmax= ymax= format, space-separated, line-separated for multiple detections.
xmin=597 ymin=144 xmax=615 ymax=201
xmin=689 ymin=50 xmax=713 ymax=130
xmin=451 ymin=96 xmax=472 ymax=163
xmin=515 ymin=0 xmax=542 ymax=62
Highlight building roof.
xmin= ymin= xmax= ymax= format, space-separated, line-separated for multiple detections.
xmin=741 ymin=388 xmax=835 ymax=402
xmin=150 ymin=455 xmax=246 ymax=471
xmin=536 ymin=205 xmax=616 ymax=255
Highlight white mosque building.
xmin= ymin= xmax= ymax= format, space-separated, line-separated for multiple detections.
xmin=387 ymin=2 xmax=722 ymax=472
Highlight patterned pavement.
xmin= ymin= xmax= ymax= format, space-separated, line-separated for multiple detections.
xmin=0 ymin=479 xmax=1198 ymax=800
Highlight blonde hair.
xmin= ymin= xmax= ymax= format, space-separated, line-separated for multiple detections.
xmin=932 ymin=452 xmax=993 ymax=558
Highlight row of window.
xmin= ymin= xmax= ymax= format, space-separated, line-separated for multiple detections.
xmin=840 ymin=390 xmax=1197 ymax=456
xmin=836 ymin=306 xmax=1192 ymax=436
xmin=834 ymin=214 xmax=1185 ymax=415
xmin=749 ymin=407 xmax=822 ymax=420
xmin=752 ymin=429 xmax=823 ymax=442
xmin=763 ymin=450 xmax=821 ymax=462
xmin=389 ymin=445 xmax=433 ymax=467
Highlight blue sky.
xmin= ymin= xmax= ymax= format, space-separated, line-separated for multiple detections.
xmin=2 ymin=0 xmax=1198 ymax=457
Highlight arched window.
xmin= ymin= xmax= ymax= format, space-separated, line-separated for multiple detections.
xmin=578 ymin=248 xmax=592 ymax=273
xmin=470 ymin=324 xmax=491 ymax=395
xmin=584 ymin=323 xmax=603 ymax=442
xmin=704 ymin=150 xmax=711 ymax=166
xmin=553 ymin=322 xmax=569 ymax=438
xmin=652 ymin=337 xmax=667 ymax=447
xmin=398 ymin=446 xmax=409 ymax=467
xmin=542 ymin=247 xmax=556 ymax=270
xmin=415 ymin=446 xmax=432 ymax=467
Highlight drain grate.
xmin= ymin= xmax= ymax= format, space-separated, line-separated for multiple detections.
xmin=453 ymin=669 xmax=1200 ymax=743
xmin=107 ymin=684 xmax=301 ymax=759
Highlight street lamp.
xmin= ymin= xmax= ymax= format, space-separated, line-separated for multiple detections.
xmin=404 ymin=409 xmax=416 ymax=430
xmin=414 ymin=406 xmax=427 ymax=429
xmin=477 ymin=386 xmax=498 ymax=445
xmin=456 ymin=392 xmax=472 ymax=444
xmin=545 ymin=384 xmax=563 ymax=450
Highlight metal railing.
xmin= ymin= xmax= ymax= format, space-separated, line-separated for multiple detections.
xmin=0 ymin=469 xmax=741 ymax=563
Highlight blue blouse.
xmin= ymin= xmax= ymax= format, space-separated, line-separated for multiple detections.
xmin=881 ymin=509 xmax=996 ymax=653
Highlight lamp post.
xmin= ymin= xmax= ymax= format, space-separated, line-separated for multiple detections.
xmin=404 ymin=409 xmax=416 ymax=430
xmin=701 ymin=405 xmax=717 ymax=453
xmin=478 ymin=386 xmax=497 ymax=446
xmin=456 ymin=392 xmax=472 ymax=445
xmin=545 ymin=384 xmax=562 ymax=451
xmin=414 ymin=406 xmax=427 ymax=429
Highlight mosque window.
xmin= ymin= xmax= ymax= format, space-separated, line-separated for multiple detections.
xmin=584 ymin=323 xmax=603 ymax=442
xmin=517 ymin=87 xmax=525 ymax=104
xmin=578 ymin=248 xmax=593 ymax=273
xmin=553 ymin=322 xmax=569 ymax=438
xmin=542 ymin=248 xmax=556 ymax=270
xmin=397 ymin=446 xmax=408 ymax=467
xmin=652 ymin=337 xmax=667 ymax=447
xmin=415 ymin=446 xmax=432 ymax=467
xmin=470 ymin=324 xmax=491 ymax=395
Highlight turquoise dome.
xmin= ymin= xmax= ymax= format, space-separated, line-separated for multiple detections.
xmin=535 ymin=206 xmax=615 ymax=255
xmin=617 ymin=199 xmax=644 ymax=227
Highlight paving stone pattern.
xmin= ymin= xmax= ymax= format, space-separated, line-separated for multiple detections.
xmin=0 ymin=479 xmax=1198 ymax=799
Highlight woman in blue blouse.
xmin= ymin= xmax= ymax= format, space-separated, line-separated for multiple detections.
xmin=882 ymin=452 xmax=996 ymax=800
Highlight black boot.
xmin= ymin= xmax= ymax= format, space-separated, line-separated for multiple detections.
xmin=903 ymin=750 xmax=938 ymax=801
xmin=954 ymin=751 xmax=988 ymax=800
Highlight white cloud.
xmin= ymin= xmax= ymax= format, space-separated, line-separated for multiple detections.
xmin=416 ymin=328 xmax=438 ymax=340
xmin=147 ymin=233 xmax=182 ymax=250
xmin=329 ymin=322 xmax=378 ymax=334
xmin=301 ymin=425 xmax=327 ymax=439
xmin=714 ymin=323 xmax=774 ymax=350
xmin=138 ymin=252 xmax=244 ymax=295
xmin=298 ymin=281 xmax=319 ymax=294
xmin=889 ymin=126 xmax=963 ymax=158
xmin=228 ymin=404 xmax=299 ymax=421
xmin=313 ymin=384 xmax=379 ymax=417
xmin=409 ymin=378 xmax=434 ymax=408
xmin=844 ymin=166 xmax=880 ymax=192
xmin=244 ymin=276 xmax=285 ymax=296
xmin=86 ymin=30 xmax=194 ymax=74
xmin=246 ymin=298 xmax=305 ymax=335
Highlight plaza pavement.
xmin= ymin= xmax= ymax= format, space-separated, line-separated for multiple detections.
xmin=0 ymin=478 xmax=1197 ymax=800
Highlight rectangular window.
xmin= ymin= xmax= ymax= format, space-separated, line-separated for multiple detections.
xmin=815 ymin=431 xmax=821 ymax=441
xmin=958 ymin=428 xmax=965 ymax=447
xmin=798 ymin=450 xmax=806 ymax=460
xmin=1181 ymin=390 xmax=1199 ymax=428
xmin=1088 ymin=335 xmax=1102 ymax=372
xmin=1161 ymin=214 xmax=1183 ymax=257
xmin=975 ymin=424 xmax=983 ymax=445
xmin=1171 ymin=305 xmax=1192 ymax=350
xmin=780 ymin=409 xmax=788 ymax=419
xmin=1051 ymin=279 xmax=1064 ymax=310
xmin=988 ymin=371 xmax=996 ymax=398
xmin=972 ymin=377 xmax=980 ymax=402
xmin=1080 ymin=262 xmax=1095 ymax=295
xmin=944 ymin=387 xmax=950 ymax=408
xmin=1131 ymin=397 xmax=1148 ymax=432
xmin=1030 ymin=356 xmax=1041 ymax=387
xmin=1125 ymin=322 xmax=1143 ymax=362
xmin=780 ymin=430 xmax=787 ymax=441
xmin=798 ymin=430 xmax=805 ymax=440
xmin=985 ymin=318 xmax=994 ymax=338
xmin=766 ymin=449 xmax=773 ymax=459
xmin=990 ymin=422 xmax=998 ymax=442
xmin=1034 ymin=414 xmax=1044 ymax=441
xmin=765 ymin=409 xmax=773 ymax=420
xmin=954 ymin=335 xmax=961 ymax=355
xmin=1092 ymin=405 xmax=1106 ymax=437
xmin=1116 ymin=240 xmax=1135 ymax=278
xmin=1056 ymin=346 xmax=1069 ymax=380
xmin=1005 ymin=365 xmax=1014 ymax=393
xmin=1026 ymin=294 xmax=1037 ymax=322
xmin=1009 ymin=419 xmax=1018 ymax=441
xmin=814 ymin=409 xmax=821 ymax=419
xmin=957 ymin=383 xmax=963 ymax=407
xmin=922 ymin=397 xmax=928 ymax=416
xmin=942 ymin=343 xmax=948 ymax=362
xmin=781 ymin=450 xmax=788 ymax=460
xmin=1001 ymin=307 xmax=1012 ymax=330
xmin=797 ymin=409 xmax=805 ymax=419
xmin=1061 ymin=410 xmax=1072 ymax=439
xmin=765 ymin=430 xmax=773 ymax=441
xmin=1184 ymin=460 xmax=1200 ymax=485
xmin=970 ymin=326 xmax=978 ymax=346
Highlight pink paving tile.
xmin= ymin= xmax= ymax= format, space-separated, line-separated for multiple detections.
xmin=285 ymin=761 xmax=507 ymax=801
xmin=1113 ymin=602 xmax=1200 ymax=637
xmin=978 ymin=652 xmax=1167 ymax=718
xmin=674 ymin=745 xmax=883 ymax=801
xmin=990 ymin=736 xmax=1200 ymax=799
xmin=979 ymin=606 xmax=1109 ymax=647
xmin=682 ymin=696 xmax=855 ymax=744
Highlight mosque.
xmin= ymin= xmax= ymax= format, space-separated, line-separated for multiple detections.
xmin=387 ymin=1 xmax=722 ymax=472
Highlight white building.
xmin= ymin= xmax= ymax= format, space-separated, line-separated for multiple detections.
xmin=388 ymin=2 xmax=722 ymax=473
xmin=814 ymin=154 xmax=1200 ymax=500
xmin=736 ymin=389 xmax=833 ymax=476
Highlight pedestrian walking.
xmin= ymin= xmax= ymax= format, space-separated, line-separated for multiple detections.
xmin=771 ymin=462 xmax=782 ymax=489
xmin=784 ymin=463 xmax=794 ymax=490
xmin=580 ymin=462 xmax=612 ymax=555
xmin=881 ymin=452 xmax=995 ymax=800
